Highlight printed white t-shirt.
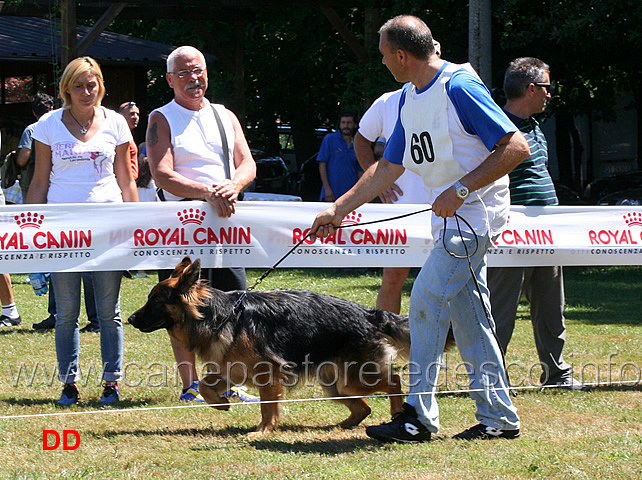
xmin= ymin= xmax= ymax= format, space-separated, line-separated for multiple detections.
xmin=32 ymin=107 xmax=132 ymax=204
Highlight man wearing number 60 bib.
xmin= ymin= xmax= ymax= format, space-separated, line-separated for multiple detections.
xmin=310 ymin=15 xmax=530 ymax=443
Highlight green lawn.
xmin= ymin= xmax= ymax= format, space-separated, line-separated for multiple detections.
xmin=1 ymin=266 xmax=640 ymax=479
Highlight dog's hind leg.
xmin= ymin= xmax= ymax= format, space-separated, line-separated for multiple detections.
xmin=382 ymin=373 xmax=404 ymax=417
xmin=334 ymin=396 xmax=372 ymax=429
xmin=360 ymin=353 xmax=405 ymax=417
xmin=324 ymin=380 xmax=371 ymax=428
xmin=337 ymin=368 xmax=404 ymax=424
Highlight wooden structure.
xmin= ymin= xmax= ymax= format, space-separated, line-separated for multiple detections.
xmin=0 ymin=0 xmax=363 ymax=151
xmin=0 ymin=15 xmax=180 ymax=147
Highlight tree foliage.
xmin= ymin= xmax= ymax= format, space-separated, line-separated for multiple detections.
xmin=495 ymin=0 xmax=642 ymax=120
xmin=108 ymin=0 xmax=641 ymax=174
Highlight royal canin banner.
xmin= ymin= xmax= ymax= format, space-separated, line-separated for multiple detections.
xmin=1 ymin=202 xmax=641 ymax=273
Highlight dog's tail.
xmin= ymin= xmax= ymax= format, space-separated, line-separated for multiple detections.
xmin=372 ymin=310 xmax=456 ymax=361
xmin=371 ymin=310 xmax=412 ymax=360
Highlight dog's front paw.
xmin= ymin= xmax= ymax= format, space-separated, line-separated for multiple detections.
xmin=199 ymin=375 xmax=231 ymax=410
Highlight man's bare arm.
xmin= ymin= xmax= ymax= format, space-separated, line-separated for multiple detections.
xmin=431 ymin=131 xmax=530 ymax=218
xmin=146 ymin=111 xmax=214 ymax=200
xmin=354 ymin=132 xmax=402 ymax=203
xmin=210 ymin=109 xmax=256 ymax=202
xmin=318 ymin=162 xmax=334 ymax=202
xmin=16 ymin=147 xmax=31 ymax=168
xmin=311 ymin=158 xmax=404 ymax=239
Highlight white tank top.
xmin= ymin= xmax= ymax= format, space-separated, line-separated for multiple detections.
xmin=153 ymin=99 xmax=235 ymax=201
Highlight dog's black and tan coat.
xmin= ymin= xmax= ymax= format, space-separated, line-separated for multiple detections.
xmin=129 ymin=257 xmax=414 ymax=434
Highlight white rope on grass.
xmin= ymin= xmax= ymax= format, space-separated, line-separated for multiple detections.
xmin=1 ymin=379 xmax=639 ymax=421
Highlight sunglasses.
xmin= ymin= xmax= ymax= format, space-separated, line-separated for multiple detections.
xmin=533 ymin=83 xmax=555 ymax=95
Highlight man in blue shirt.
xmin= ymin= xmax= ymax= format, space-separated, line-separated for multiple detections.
xmin=317 ymin=112 xmax=361 ymax=201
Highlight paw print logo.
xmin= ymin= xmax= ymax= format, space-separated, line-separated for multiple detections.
xmin=14 ymin=212 xmax=45 ymax=229
xmin=340 ymin=211 xmax=362 ymax=226
xmin=177 ymin=208 xmax=207 ymax=225
xmin=623 ymin=212 xmax=642 ymax=227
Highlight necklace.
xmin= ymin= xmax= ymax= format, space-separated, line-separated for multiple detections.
xmin=68 ymin=109 xmax=94 ymax=134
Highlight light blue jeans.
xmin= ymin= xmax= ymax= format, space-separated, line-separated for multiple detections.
xmin=407 ymin=228 xmax=519 ymax=433
xmin=52 ymin=270 xmax=123 ymax=384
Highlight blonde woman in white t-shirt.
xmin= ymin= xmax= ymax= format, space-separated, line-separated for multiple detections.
xmin=27 ymin=56 xmax=138 ymax=406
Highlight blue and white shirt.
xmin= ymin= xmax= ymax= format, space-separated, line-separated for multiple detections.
xmin=384 ymin=62 xmax=518 ymax=237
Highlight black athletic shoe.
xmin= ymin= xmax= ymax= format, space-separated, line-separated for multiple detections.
xmin=453 ymin=423 xmax=520 ymax=440
xmin=365 ymin=403 xmax=431 ymax=443
xmin=0 ymin=314 xmax=21 ymax=327
xmin=543 ymin=377 xmax=591 ymax=392
xmin=79 ymin=323 xmax=100 ymax=333
xmin=33 ymin=316 xmax=56 ymax=330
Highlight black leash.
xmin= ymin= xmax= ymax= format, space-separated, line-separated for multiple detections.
xmin=228 ymin=207 xmax=513 ymax=394
xmin=445 ymin=214 xmax=515 ymax=396
xmin=228 ymin=208 xmax=433 ymax=316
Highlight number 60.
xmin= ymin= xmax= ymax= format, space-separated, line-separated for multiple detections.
xmin=410 ymin=132 xmax=435 ymax=164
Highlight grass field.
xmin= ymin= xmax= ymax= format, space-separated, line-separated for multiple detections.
xmin=1 ymin=266 xmax=641 ymax=479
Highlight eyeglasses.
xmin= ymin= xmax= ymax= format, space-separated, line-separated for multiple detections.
xmin=533 ymin=83 xmax=555 ymax=94
xmin=168 ymin=67 xmax=206 ymax=79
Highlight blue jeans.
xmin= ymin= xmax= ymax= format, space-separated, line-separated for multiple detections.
xmin=52 ymin=270 xmax=123 ymax=384
xmin=407 ymin=229 xmax=519 ymax=433
xmin=48 ymin=272 xmax=97 ymax=322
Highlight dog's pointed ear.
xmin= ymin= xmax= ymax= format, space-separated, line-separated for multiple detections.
xmin=170 ymin=256 xmax=193 ymax=278
xmin=175 ymin=258 xmax=201 ymax=295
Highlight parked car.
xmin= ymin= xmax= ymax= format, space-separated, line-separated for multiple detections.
xmin=553 ymin=182 xmax=587 ymax=205
xmin=251 ymin=149 xmax=295 ymax=195
xmin=597 ymin=188 xmax=642 ymax=205
xmin=583 ymin=169 xmax=642 ymax=204
xmin=293 ymin=153 xmax=322 ymax=201
xmin=277 ymin=125 xmax=334 ymax=174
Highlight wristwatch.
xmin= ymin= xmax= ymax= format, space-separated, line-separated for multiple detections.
xmin=454 ymin=180 xmax=470 ymax=200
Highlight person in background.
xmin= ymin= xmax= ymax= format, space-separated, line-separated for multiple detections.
xmin=487 ymin=57 xmax=589 ymax=392
xmin=318 ymin=111 xmax=361 ymax=201
xmin=354 ymin=41 xmax=440 ymax=313
xmin=0 ymin=273 xmax=21 ymax=328
xmin=118 ymin=100 xmax=142 ymax=280
xmin=16 ymin=93 xmax=54 ymax=200
xmin=146 ymin=45 xmax=257 ymax=402
xmin=311 ymin=15 xmax=529 ymax=443
xmin=27 ymin=56 xmax=138 ymax=405
xmin=134 ymin=145 xmax=156 ymax=278
xmin=0 ymin=135 xmax=22 ymax=328
xmin=119 ymin=101 xmax=141 ymax=180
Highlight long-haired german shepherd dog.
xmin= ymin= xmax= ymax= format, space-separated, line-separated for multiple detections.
xmin=129 ymin=257 xmax=415 ymax=434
